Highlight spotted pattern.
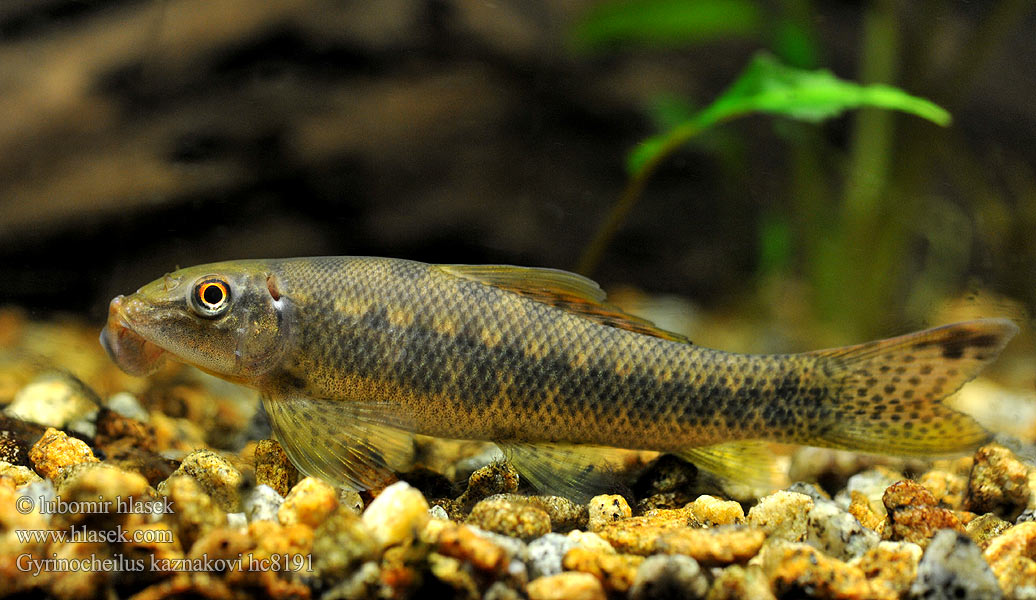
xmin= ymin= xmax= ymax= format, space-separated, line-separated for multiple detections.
xmin=255 ymin=257 xmax=1014 ymax=457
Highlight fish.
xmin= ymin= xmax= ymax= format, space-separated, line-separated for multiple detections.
xmin=100 ymin=256 xmax=1018 ymax=499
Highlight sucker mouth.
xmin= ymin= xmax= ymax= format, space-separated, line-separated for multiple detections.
xmin=100 ymin=295 xmax=167 ymax=376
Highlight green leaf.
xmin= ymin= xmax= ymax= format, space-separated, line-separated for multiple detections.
xmin=572 ymin=0 xmax=761 ymax=50
xmin=627 ymin=52 xmax=951 ymax=175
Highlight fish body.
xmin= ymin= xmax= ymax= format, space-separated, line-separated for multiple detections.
xmin=102 ymin=256 xmax=1017 ymax=497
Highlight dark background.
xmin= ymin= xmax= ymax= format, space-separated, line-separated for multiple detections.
xmin=0 ymin=0 xmax=1033 ymax=348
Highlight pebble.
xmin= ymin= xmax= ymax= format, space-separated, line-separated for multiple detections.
xmin=243 ymin=484 xmax=283 ymax=523
xmin=848 ymin=490 xmax=886 ymax=533
xmin=838 ymin=467 xmax=903 ymax=516
xmin=527 ymin=532 xmax=574 ymax=578
xmin=322 ymin=560 xmax=382 ymax=600
xmin=277 ymin=476 xmax=338 ymax=528
xmin=253 ymin=439 xmax=299 ymax=498
xmin=427 ymin=520 xmax=509 ymax=573
xmin=909 ymin=529 xmax=1003 ymax=599
xmin=312 ymin=510 xmax=377 ymax=584
xmin=5 ymin=372 xmax=99 ymax=430
xmin=759 ymin=539 xmax=875 ymax=599
xmin=566 ymin=529 xmax=616 ymax=554
xmin=226 ymin=512 xmax=247 ymax=528
xmin=160 ymin=474 xmax=227 ymax=550
xmin=588 ymin=494 xmax=632 ymax=531
xmin=684 ymin=494 xmax=745 ymax=526
xmin=28 ymin=427 xmax=98 ymax=479
xmin=362 ymin=480 xmax=430 ymax=549
xmin=966 ymin=444 xmax=1033 ymax=520
xmin=563 ymin=546 xmax=644 ymax=593
xmin=17 ymin=478 xmax=56 ymax=517
xmin=526 ymin=571 xmax=606 ymax=600
xmin=640 ymin=526 xmax=765 ymax=565
xmin=850 ymin=541 xmax=922 ymax=598
xmin=106 ymin=392 xmax=150 ymax=422
xmin=428 ymin=504 xmax=450 ymax=520
xmin=454 ymin=461 xmax=519 ymax=512
xmin=806 ymin=498 xmax=879 ymax=561
xmin=883 ymin=480 xmax=965 ymax=547
xmin=628 ymin=553 xmax=708 ymax=600
xmin=0 ymin=459 xmax=41 ymax=487
xmin=706 ymin=564 xmax=776 ymax=600
xmin=428 ymin=552 xmax=480 ymax=599
xmin=467 ymin=494 xmax=551 ymax=540
xmin=966 ymin=512 xmax=1013 ymax=549
xmin=747 ymin=490 xmax=814 ymax=542
xmin=918 ymin=468 xmax=968 ymax=510
xmin=158 ymin=449 xmax=243 ymax=512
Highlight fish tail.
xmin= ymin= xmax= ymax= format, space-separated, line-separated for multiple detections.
xmin=804 ymin=319 xmax=1018 ymax=456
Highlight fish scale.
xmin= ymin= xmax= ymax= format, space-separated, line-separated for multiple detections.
xmin=100 ymin=256 xmax=1018 ymax=498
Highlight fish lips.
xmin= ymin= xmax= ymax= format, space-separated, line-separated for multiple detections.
xmin=100 ymin=295 xmax=168 ymax=377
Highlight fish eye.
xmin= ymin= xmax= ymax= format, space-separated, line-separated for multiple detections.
xmin=191 ymin=277 xmax=231 ymax=318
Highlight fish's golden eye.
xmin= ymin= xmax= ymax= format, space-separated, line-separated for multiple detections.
xmin=191 ymin=277 xmax=231 ymax=318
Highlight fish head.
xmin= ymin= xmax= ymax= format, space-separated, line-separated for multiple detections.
xmin=101 ymin=261 xmax=292 ymax=381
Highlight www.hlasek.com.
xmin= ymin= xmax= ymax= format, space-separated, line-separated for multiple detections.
xmin=17 ymin=553 xmax=314 ymax=577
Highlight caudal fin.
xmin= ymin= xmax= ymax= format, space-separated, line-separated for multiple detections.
xmin=806 ymin=319 xmax=1018 ymax=456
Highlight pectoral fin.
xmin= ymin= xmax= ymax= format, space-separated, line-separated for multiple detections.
xmin=497 ymin=441 xmax=636 ymax=502
xmin=262 ymin=395 xmax=415 ymax=490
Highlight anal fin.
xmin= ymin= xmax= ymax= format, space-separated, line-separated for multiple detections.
xmin=263 ymin=395 xmax=416 ymax=491
xmin=497 ymin=441 xmax=636 ymax=503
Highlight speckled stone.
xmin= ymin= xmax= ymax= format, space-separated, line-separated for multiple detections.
xmin=588 ymin=494 xmax=632 ymax=531
xmin=528 ymin=532 xmax=574 ymax=578
xmin=759 ymin=539 xmax=877 ymax=600
xmin=527 ymin=571 xmax=606 ymax=600
xmin=428 ymin=552 xmax=480 ymax=599
xmin=0 ymin=459 xmax=41 ymax=487
xmin=706 ymin=564 xmax=775 ymax=600
xmin=254 ymin=439 xmax=300 ymax=498
xmin=629 ymin=553 xmax=708 ymax=600
xmin=5 ymin=372 xmax=99 ymax=430
xmin=850 ymin=541 xmax=921 ymax=598
xmin=312 ymin=509 xmax=377 ymax=584
xmin=918 ymin=469 xmax=968 ymax=510
xmin=244 ymin=484 xmax=283 ymax=523
xmin=51 ymin=462 xmax=152 ymax=529
xmin=160 ymin=474 xmax=227 ymax=550
xmin=363 ymin=480 xmax=430 ymax=549
xmin=28 ymin=427 xmax=98 ymax=479
xmin=277 ymin=475 xmax=338 ymax=528
xmin=425 ymin=520 xmax=510 ymax=573
xmin=966 ymin=512 xmax=1013 ymax=549
xmin=563 ymin=546 xmax=644 ymax=593
xmin=653 ymin=527 xmax=766 ymax=565
xmin=848 ymin=490 xmax=886 ymax=533
xmin=910 ymin=529 xmax=1003 ymax=600
xmin=806 ymin=499 xmax=879 ymax=561
xmin=455 ymin=461 xmax=520 ymax=512
xmin=159 ymin=449 xmax=243 ymax=512
xmin=966 ymin=444 xmax=1033 ymax=521
xmin=883 ymin=480 xmax=965 ymax=548
xmin=517 ymin=494 xmax=587 ymax=532
xmin=467 ymin=494 xmax=551 ymax=540
xmin=685 ymin=494 xmax=745 ymax=526
xmin=983 ymin=521 xmax=1036 ymax=599
xmin=747 ymin=490 xmax=814 ymax=542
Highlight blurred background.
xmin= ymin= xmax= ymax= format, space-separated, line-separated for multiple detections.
xmin=0 ymin=0 xmax=1033 ymax=362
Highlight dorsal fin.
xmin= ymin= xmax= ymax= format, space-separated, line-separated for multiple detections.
xmin=438 ymin=264 xmax=691 ymax=343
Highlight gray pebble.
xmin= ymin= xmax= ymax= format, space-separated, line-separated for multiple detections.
xmin=428 ymin=505 xmax=450 ymax=520
xmin=909 ymin=530 xmax=1003 ymax=600
xmin=526 ymin=532 xmax=575 ymax=579
xmin=244 ymin=484 xmax=284 ymax=522
xmin=835 ymin=468 xmax=901 ymax=514
xmin=806 ymin=499 xmax=878 ymax=561
xmin=226 ymin=512 xmax=247 ymax=528
xmin=106 ymin=392 xmax=150 ymax=422
xmin=6 ymin=372 xmax=99 ymax=430
xmin=629 ymin=554 xmax=709 ymax=600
